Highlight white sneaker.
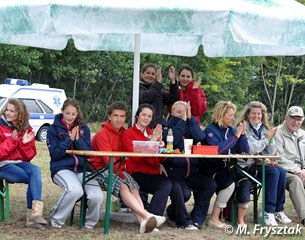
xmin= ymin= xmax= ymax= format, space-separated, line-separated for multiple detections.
xmin=84 ymin=225 xmax=94 ymax=229
xmin=184 ymin=224 xmax=198 ymax=231
xmin=264 ymin=212 xmax=278 ymax=226
xmin=51 ymin=219 xmax=63 ymax=228
xmin=275 ymin=211 xmax=292 ymax=224
xmin=151 ymin=214 xmax=166 ymax=227
xmin=139 ymin=216 xmax=157 ymax=234
xmin=152 ymin=228 xmax=160 ymax=233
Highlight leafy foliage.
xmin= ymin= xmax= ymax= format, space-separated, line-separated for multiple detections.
xmin=0 ymin=42 xmax=304 ymax=126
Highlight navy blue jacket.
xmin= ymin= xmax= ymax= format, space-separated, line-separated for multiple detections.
xmin=47 ymin=113 xmax=92 ymax=179
xmin=162 ymin=115 xmax=206 ymax=177
xmin=200 ymin=122 xmax=250 ymax=173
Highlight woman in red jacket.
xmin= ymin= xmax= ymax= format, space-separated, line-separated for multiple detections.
xmin=0 ymin=98 xmax=47 ymax=230
xmin=122 ymin=103 xmax=198 ymax=230
xmin=177 ymin=65 xmax=207 ymax=124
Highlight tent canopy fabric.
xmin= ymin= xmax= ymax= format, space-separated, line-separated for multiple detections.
xmin=1 ymin=0 xmax=305 ymax=120
xmin=0 ymin=0 xmax=305 ymax=57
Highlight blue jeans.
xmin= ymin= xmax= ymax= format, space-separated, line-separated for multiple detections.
xmin=248 ymin=165 xmax=286 ymax=213
xmin=0 ymin=162 xmax=42 ymax=209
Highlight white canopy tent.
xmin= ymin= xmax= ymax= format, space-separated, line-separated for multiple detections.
xmin=1 ymin=0 xmax=305 ymax=119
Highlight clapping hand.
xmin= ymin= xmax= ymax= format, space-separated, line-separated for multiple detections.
xmin=168 ymin=66 xmax=176 ymax=84
xmin=266 ymin=127 xmax=277 ymax=141
xmin=22 ymin=130 xmax=35 ymax=144
xmin=186 ymin=101 xmax=192 ymax=119
xmin=69 ymin=126 xmax=80 ymax=141
xmin=236 ymin=120 xmax=247 ymax=138
xmin=193 ymin=76 xmax=202 ymax=89
xmin=156 ymin=67 xmax=162 ymax=83
xmin=152 ymin=124 xmax=163 ymax=143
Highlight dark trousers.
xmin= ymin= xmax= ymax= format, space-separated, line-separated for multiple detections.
xmin=167 ymin=172 xmax=216 ymax=225
xmin=235 ymin=170 xmax=252 ymax=204
xmin=187 ymin=173 xmax=217 ymax=225
xmin=132 ymin=172 xmax=192 ymax=227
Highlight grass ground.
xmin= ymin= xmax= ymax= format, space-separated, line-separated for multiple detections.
xmin=0 ymin=141 xmax=304 ymax=239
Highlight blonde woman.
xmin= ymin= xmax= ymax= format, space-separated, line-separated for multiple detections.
xmin=200 ymin=101 xmax=250 ymax=229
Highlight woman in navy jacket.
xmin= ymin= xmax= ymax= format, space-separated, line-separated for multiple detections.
xmin=200 ymin=101 xmax=250 ymax=229
xmin=47 ymin=98 xmax=103 ymax=229
xmin=162 ymin=101 xmax=216 ymax=229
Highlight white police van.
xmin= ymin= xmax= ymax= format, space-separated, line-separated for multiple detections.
xmin=0 ymin=78 xmax=66 ymax=141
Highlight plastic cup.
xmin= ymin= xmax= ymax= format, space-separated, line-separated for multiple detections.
xmin=184 ymin=139 xmax=193 ymax=154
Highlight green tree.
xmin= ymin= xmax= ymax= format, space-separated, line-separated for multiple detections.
xmin=0 ymin=43 xmax=303 ymax=126
xmin=251 ymin=56 xmax=305 ymax=125
xmin=0 ymin=45 xmax=43 ymax=81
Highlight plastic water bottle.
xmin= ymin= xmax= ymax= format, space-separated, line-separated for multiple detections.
xmin=166 ymin=128 xmax=174 ymax=150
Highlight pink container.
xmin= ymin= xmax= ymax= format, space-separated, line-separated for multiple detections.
xmin=132 ymin=140 xmax=159 ymax=154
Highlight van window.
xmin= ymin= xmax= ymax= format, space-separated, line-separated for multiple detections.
xmin=0 ymin=97 xmax=6 ymax=109
xmin=22 ymin=99 xmax=43 ymax=113
xmin=38 ymin=100 xmax=54 ymax=114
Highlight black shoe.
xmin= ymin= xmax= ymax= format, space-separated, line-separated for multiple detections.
xmin=177 ymin=224 xmax=198 ymax=231
xmin=166 ymin=206 xmax=176 ymax=222
xmin=194 ymin=222 xmax=203 ymax=230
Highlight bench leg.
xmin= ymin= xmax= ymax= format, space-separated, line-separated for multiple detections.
xmin=0 ymin=180 xmax=4 ymax=222
xmin=230 ymin=199 xmax=237 ymax=226
xmin=253 ymin=184 xmax=258 ymax=224
xmin=79 ymin=195 xmax=87 ymax=229
xmin=0 ymin=180 xmax=9 ymax=222
xmin=5 ymin=181 xmax=9 ymax=221
xmin=70 ymin=205 xmax=75 ymax=226
xmin=104 ymin=156 xmax=115 ymax=234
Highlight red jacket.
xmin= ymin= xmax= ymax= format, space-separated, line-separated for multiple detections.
xmin=121 ymin=123 xmax=163 ymax=175
xmin=0 ymin=119 xmax=36 ymax=162
xmin=90 ymin=120 xmax=126 ymax=178
xmin=179 ymin=81 xmax=207 ymax=123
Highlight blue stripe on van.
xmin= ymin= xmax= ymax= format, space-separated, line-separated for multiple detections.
xmin=30 ymin=113 xmax=56 ymax=119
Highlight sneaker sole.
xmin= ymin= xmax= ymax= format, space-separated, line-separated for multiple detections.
xmin=276 ymin=220 xmax=292 ymax=224
xmin=185 ymin=227 xmax=198 ymax=231
xmin=145 ymin=217 xmax=157 ymax=233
